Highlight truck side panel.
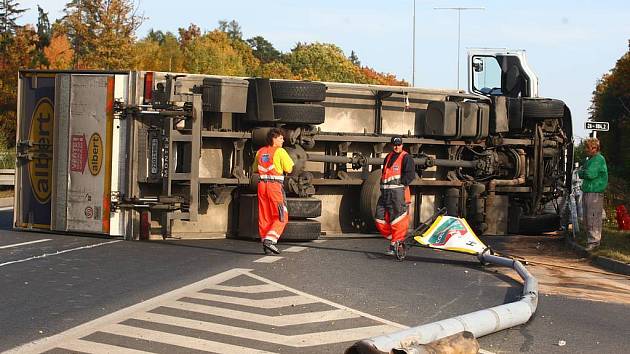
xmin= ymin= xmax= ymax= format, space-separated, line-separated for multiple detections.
xmin=15 ymin=73 xmax=56 ymax=229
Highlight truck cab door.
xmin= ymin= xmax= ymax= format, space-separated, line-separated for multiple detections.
xmin=467 ymin=49 xmax=539 ymax=98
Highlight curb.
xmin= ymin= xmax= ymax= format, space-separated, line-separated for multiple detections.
xmin=565 ymin=236 xmax=630 ymax=276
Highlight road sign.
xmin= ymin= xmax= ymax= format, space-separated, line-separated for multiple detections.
xmin=585 ymin=121 xmax=609 ymax=131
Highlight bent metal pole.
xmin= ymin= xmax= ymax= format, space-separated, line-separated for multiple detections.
xmin=346 ymin=251 xmax=538 ymax=354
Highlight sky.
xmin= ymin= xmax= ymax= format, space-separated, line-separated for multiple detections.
xmin=18 ymin=0 xmax=630 ymax=140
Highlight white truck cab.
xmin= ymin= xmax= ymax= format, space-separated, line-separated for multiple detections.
xmin=468 ymin=49 xmax=539 ymax=98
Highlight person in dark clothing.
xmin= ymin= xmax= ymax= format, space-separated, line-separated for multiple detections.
xmin=375 ymin=136 xmax=416 ymax=255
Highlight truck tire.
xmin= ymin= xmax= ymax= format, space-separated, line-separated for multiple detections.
xmin=270 ymin=81 xmax=326 ymax=103
xmin=274 ymin=103 xmax=325 ymax=124
xmin=281 ymin=219 xmax=321 ymax=241
xmin=360 ymin=169 xmax=382 ymax=232
xmin=518 ymin=213 xmax=561 ymax=234
xmin=522 ymin=98 xmax=565 ymax=118
xmin=286 ymin=197 xmax=322 ymax=219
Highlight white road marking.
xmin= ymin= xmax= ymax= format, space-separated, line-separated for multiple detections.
xmin=254 ymin=256 xmax=283 ymax=263
xmin=100 ymin=323 xmax=275 ymax=354
xmin=134 ymin=311 xmax=396 ymax=347
xmin=164 ymin=300 xmax=361 ymax=326
xmin=7 ymin=268 xmax=255 ymax=354
xmin=7 ymin=268 xmax=405 ymax=353
xmin=207 ymin=283 xmax=280 ymax=293
xmin=312 ymin=239 xmax=327 ymax=243
xmin=187 ymin=292 xmax=318 ymax=308
xmin=0 ymin=240 xmax=122 ymax=268
xmin=283 ymin=246 xmax=307 ymax=252
xmin=479 ymin=349 xmax=496 ymax=354
xmin=0 ymin=238 xmax=51 ymax=249
xmin=246 ymin=271 xmax=407 ymax=329
xmin=57 ymin=339 xmax=153 ymax=354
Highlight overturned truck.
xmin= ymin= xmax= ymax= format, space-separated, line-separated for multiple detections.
xmin=14 ymin=49 xmax=573 ymax=240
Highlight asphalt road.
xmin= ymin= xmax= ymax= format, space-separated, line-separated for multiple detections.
xmin=0 ymin=210 xmax=629 ymax=353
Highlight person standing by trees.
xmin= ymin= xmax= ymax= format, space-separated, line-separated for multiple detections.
xmin=253 ymin=128 xmax=294 ymax=255
xmin=579 ymin=138 xmax=608 ymax=250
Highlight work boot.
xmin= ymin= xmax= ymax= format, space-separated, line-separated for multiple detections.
xmin=263 ymin=239 xmax=280 ymax=255
xmin=585 ymin=243 xmax=599 ymax=251
xmin=385 ymin=244 xmax=395 ymax=256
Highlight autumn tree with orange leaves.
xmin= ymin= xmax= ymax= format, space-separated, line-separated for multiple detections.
xmin=0 ymin=7 xmax=408 ymax=149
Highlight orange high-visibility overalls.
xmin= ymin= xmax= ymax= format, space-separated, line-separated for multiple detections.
xmin=375 ymin=151 xmax=411 ymax=243
xmin=256 ymin=146 xmax=289 ymax=243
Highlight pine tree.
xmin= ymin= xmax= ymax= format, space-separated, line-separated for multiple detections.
xmin=32 ymin=5 xmax=51 ymax=68
xmin=218 ymin=19 xmax=242 ymax=40
xmin=349 ymin=50 xmax=361 ymax=66
xmin=0 ymin=0 xmax=26 ymax=36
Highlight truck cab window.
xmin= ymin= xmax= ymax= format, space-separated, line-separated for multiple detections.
xmin=472 ymin=56 xmax=502 ymax=95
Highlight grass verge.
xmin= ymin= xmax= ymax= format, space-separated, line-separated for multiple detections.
xmin=574 ymin=227 xmax=630 ymax=263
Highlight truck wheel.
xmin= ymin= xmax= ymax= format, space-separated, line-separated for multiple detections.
xmin=518 ymin=213 xmax=561 ymax=234
xmin=274 ymin=103 xmax=325 ymax=124
xmin=281 ymin=220 xmax=321 ymax=241
xmin=522 ymin=98 xmax=565 ymax=118
xmin=270 ymin=81 xmax=326 ymax=103
xmin=360 ymin=169 xmax=382 ymax=232
xmin=286 ymin=197 xmax=322 ymax=219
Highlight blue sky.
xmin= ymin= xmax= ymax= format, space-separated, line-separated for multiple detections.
xmin=19 ymin=0 xmax=630 ymax=140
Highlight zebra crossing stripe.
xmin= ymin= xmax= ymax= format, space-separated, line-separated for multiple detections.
xmin=56 ymin=339 xmax=152 ymax=354
xmin=99 ymin=323 xmax=275 ymax=354
xmin=164 ymin=300 xmax=361 ymax=326
xmin=132 ymin=311 xmax=396 ymax=347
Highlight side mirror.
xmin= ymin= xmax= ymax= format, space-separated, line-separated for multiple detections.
xmin=473 ymin=58 xmax=484 ymax=72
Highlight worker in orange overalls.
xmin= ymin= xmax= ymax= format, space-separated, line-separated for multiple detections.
xmin=253 ymin=128 xmax=294 ymax=254
xmin=375 ymin=136 xmax=416 ymax=255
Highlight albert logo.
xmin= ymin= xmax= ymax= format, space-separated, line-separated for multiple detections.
xmin=88 ymin=133 xmax=103 ymax=176
xmin=28 ymin=98 xmax=54 ymax=204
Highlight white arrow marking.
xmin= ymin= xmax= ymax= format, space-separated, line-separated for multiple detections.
xmin=133 ymin=312 xmax=397 ymax=347
xmin=57 ymin=339 xmax=154 ymax=354
xmin=206 ymin=283 xmax=281 ymax=293
xmin=101 ymin=323 xmax=276 ymax=354
xmin=186 ymin=292 xmax=318 ymax=308
xmin=163 ymin=300 xmax=360 ymax=326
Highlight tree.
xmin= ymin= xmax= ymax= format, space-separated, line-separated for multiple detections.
xmin=218 ymin=19 xmax=242 ymax=40
xmin=146 ymin=28 xmax=165 ymax=44
xmin=257 ymin=61 xmax=294 ymax=79
xmin=349 ymin=50 xmax=360 ymax=66
xmin=43 ymin=25 xmax=74 ymax=69
xmin=0 ymin=25 xmax=37 ymax=147
xmin=181 ymin=30 xmax=246 ymax=76
xmin=178 ymin=23 xmax=200 ymax=47
xmin=32 ymin=5 xmax=51 ymax=68
xmin=134 ymin=31 xmax=184 ymax=72
xmin=62 ymin=0 xmax=144 ymax=69
xmin=246 ymin=35 xmax=281 ymax=63
xmin=285 ymin=42 xmax=361 ymax=82
xmin=0 ymin=0 xmax=26 ymax=36
xmin=590 ymin=44 xmax=630 ymax=179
